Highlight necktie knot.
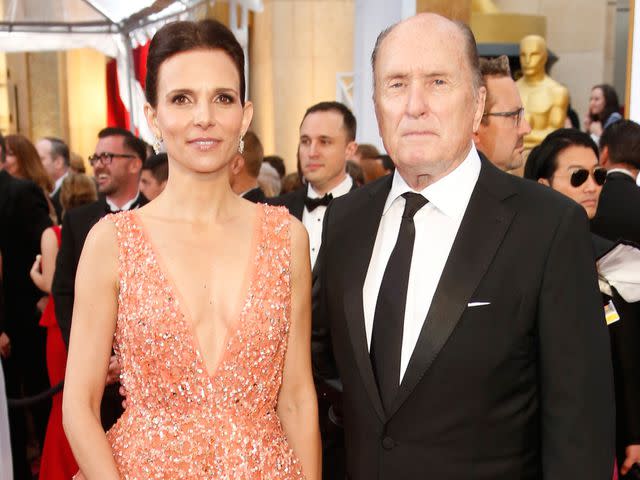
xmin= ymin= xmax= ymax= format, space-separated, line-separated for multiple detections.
xmin=304 ymin=193 xmax=333 ymax=212
xmin=401 ymin=192 xmax=428 ymax=219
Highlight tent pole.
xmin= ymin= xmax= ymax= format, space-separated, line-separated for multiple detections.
xmin=122 ymin=33 xmax=136 ymax=135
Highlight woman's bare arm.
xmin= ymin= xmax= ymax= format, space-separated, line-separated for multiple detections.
xmin=277 ymin=217 xmax=321 ymax=480
xmin=30 ymin=227 xmax=59 ymax=293
xmin=62 ymin=220 xmax=121 ymax=479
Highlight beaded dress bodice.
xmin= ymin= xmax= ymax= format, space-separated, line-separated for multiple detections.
xmin=104 ymin=206 xmax=304 ymax=479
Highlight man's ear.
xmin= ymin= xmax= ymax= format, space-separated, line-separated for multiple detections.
xmin=538 ymin=178 xmax=550 ymax=187
xmin=599 ymin=145 xmax=610 ymax=167
xmin=472 ymin=130 xmax=481 ymax=148
xmin=345 ymin=141 xmax=357 ymax=161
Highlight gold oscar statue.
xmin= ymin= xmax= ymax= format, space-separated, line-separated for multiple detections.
xmin=471 ymin=0 xmax=500 ymax=14
xmin=516 ymin=35 xmax=568 ymax=149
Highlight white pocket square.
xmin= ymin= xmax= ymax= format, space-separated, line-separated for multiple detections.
xmin=467 ymin=302 xmax=491 ymax=307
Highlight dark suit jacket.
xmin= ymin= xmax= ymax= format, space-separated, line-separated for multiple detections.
xmin=269 ymin=182 xmax=358 ymax=221
xmin=0 ymin=171 xmax=52 ymax=339
xmin=242 ymin=186 xmax=267 ymax=204
xmin=52 ymin=195 xmax=147 ymax=348
xmin=315 ymin=159 xmax=615 ymax=480
xmin=591 ymin=171 xmax=640 ymax=244
xmin=51 ymin=187 xmax=63 ymax=224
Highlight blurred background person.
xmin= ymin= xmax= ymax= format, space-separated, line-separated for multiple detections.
xmin=36 ymin=137 xmax=70 ymax=222
xmin=346 ymin=160 xmax=364 ymax=187
xmin=360 ymin=154 xmax=394 ymax=184
xmin=258 ymin=161 xmax=281 ymax=198
xmin=350 ymin=143 xmax=379 ymax=165
xmin=281 ymin=172 xmax=303 ymax=195
xmin=0 ymin=131 xmax=52 ymax=479
xmin=229 ymin=131 xmax=267 ymax=202
xmin=0 ymin=251 xmax=13 ymax=480
xmin=474 ymin=55 xmax=531 ymax=173
xmin=139 ymin=153 xmax=168 ymax=201
xmin=68 ymin=153 xmax=86 ymax=175
xmin=30 ymin=174 xmax=97 ymax=480
xmin=591 ymin=120 xmax=640 ymax=246
xmin=263 ymin=155 xmax=286 ymax=180
xmin=6 ymin=134 xmax=57 ymax=224
xmin=585 ymin=84 xmax=622 ymax=140
xmin=524 ymin=128 xmax=640 ymax=478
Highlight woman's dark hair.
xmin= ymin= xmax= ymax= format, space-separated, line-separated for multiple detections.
xmin=146 ymin=20 xmax=245 ymax=107
xmin=590 ymin=84 xmax=620 ymax=124
xmin=524 ymin=128 xmax=599 ymax=181
xmin=6 ymin=134 xmax=54 ymax=193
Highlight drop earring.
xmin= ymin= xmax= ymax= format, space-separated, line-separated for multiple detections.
xmin=238 ymin=136 xmax=245 ymax=154
xmin=153 ymin=137 xmax=163 ymax=154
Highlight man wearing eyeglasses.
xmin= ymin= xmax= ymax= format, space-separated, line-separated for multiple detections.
xmin=474 ymin=55 xmax=532 ymax=174
xmin=52 ymin=127 xmax=148 ymax=430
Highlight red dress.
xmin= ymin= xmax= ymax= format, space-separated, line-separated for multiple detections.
xmin=38 ymin=225 xmax=78 ymax=480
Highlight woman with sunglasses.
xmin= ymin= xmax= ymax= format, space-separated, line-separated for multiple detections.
xmin=525 ymin=128 xmax=640 ymax=478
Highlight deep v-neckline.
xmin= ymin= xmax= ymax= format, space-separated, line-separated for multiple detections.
xmin=129 ymin=206 xmax=264 ymax=380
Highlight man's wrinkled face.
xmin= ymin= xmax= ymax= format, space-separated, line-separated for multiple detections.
xmin=373 ymin=17 xmax=485 ymax=181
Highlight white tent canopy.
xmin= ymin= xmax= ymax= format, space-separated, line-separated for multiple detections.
xmin=0 ymin=0 xmax=263 ymax=142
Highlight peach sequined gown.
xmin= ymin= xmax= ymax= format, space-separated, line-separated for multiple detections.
xmin=103 ymin=206 xmax=305 ymax=479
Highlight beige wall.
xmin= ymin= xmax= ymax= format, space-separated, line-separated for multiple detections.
xmin=494 ymin=0 xmax=611 ymax=124
xmin=250 ymin=0 xmax=354 ymax=174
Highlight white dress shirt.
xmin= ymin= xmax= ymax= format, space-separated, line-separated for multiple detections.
xmin=303 ymin=175 xmax=353 ymax=268
xmin=106 ymin=192 xmax=142 ymax=213
xmin=50 ymin=171 xmax=69 ymax=196
xmin=362 ymin=145 xmax=481 ymax=381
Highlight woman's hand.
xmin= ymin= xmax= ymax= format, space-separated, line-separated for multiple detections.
xmin=30 ymin=254 xmax=45 ymax=291
xmin=589 ymin=120 xmax=603 ymax=136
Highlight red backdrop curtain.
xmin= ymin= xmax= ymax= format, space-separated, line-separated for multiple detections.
xmin=105 ymin=41 xmax=150 ymax=131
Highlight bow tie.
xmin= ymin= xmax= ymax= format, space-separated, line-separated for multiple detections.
xmin=304 ymin=193 xmax=333 ymax=212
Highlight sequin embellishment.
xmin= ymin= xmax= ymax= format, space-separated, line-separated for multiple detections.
xmin=103 ymin=206 xmax=304 ymax=479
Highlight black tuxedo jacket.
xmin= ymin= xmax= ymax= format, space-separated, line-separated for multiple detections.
xmin=242 ymin=186 xmax=267 ymax=204
xmin=0 ymin=171 xmax=52 ymax=338
xmin=269 ymin=182 xmax=359 ymax=221
xmin=591 ymin=171 xmax=640 ymax=244
xmin=51 ymin=187 xmax=63 ymax=224
xmin=315 ymin=159 xmax=615 ymax=480
xmin=52 ymin=195 xmax=147 ymax=348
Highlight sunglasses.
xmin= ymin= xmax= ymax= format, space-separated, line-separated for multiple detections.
xmin=566 ymin=167 xmax=607 ymax=187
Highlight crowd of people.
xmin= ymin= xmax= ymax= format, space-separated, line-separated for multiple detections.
xmin=0 ymin=11 xmax=639 ymax=480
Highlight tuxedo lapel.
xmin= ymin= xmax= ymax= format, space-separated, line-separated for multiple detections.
xmin=291 ymin=188 xmax=306 ymax=220
xmin=342 ymin=175 xmax=392 ymax=421
xmin=388 ymin=161 xmax=517 ymax=417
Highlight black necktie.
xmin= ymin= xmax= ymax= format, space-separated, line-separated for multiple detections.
xmin=370 ymin=191 xmax=428 ymax=413
xmin=304 ymin=193 xmax=333 ymax=212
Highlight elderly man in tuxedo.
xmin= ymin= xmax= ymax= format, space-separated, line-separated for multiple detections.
xmin=315 ymin=13 xmax=614 ymax=480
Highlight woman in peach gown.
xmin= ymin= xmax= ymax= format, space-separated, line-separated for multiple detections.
xmin=62 ymin=19 xmax=320 ymax=480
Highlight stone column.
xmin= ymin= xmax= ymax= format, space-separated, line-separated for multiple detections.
xmin=250 ymin=0 xmax=355 ymax=173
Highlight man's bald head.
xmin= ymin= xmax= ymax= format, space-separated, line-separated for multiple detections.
xmin=371 ymin=13 xmax=482 ymax=96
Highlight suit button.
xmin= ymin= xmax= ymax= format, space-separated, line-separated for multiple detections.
xmin=382 ymin=436 xmax=395 ymax=450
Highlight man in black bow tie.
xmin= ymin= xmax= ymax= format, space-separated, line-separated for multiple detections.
xmin=270 ymin=101 xmax=358 ymax=269
xmin=52 ymin=127 xmax=148 ymax=431
xmin=269 ymin=101 xmax=357 ymax=479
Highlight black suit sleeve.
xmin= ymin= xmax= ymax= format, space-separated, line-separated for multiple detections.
xmin=538 ymin=204 xmax=615 ymax=479
xmin=52 ymin=211 xmax=77 ymax=349
xmin=18 ymin=181 xmax=52 ymax=248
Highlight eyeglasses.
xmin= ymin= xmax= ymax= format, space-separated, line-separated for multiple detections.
xmin=88 ymin=152 xmax=135 ymax=166
xmin=553 ymin=167 xmax=607 ymax=188
xmin=482 ymin=107 xmax=525 ymax=128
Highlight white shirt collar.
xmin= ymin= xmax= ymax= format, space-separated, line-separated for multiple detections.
xmin=307 ymin=174 xmax=353 ymax=199
xmin=383 ymin=143 xmax=481 ymax=220
xmin=608 ymin=168 xmax=637 ymax=180
xmin=106 ymin=192 xmax=141 ymax=212
xmin=51 ymin=171 xmax=69 ymax=195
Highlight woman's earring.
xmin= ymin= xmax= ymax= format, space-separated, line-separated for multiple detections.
xmin=153 ymin=137 xmax=163 ymax=154
xmin=238 ymin=136 xmax=245 ymax=154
